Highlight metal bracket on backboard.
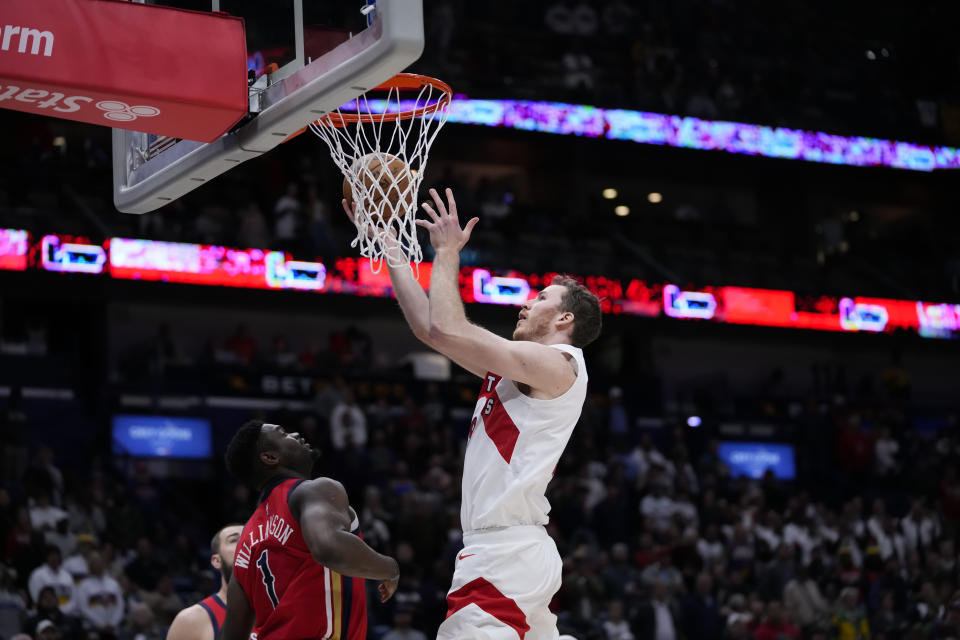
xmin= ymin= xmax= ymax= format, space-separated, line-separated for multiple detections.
xmin=112 ymin=0 xmax=423 ymax=214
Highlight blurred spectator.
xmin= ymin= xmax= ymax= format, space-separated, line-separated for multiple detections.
xmin=783 ymin=563 xmax=829 ymax=632
xmin=832 ymin=587 xmax=870 ymax=640
xmin=139 ymin=574 xmax=183 ymax=626
xmin=28 ymin=546 xmax=74 ymax=611
xmin=681 ymin=573 xmax=723 ymax=640
xmin=118 ymin=603 xmax=163 ymax=640
xmin=24 ymin=587 xmax=74 ymax=638
xmin=382 ymin=606 xmax=428 ymax=640
xmin=0 ymin=564 xmax=26 ymax=639
xmin=44 ymin=519 xmax=76 ymax=560
xmin=330 ymin=391 xmax=368 ymax=450
xmin=601 ymin=600 xmax=634 ymax=640
xmin=274 ymin=182 xmax=301 ymax=253
xmin=871 ymin=590 xmax=906 ymax=639
xmin=753 ymin=601 xmax=800 ymax=640
xmin=124 ymin=539 xmax=163 ymax=592
xmin=29 ymin=492 xmax=66 ymax=533
xmin=1 ymin=387 xmax=28 ymax=483
xmin=874 ymin=426 xmax=900 ymax=478
xmin=74 ymin=551 xmax=124 ymax=638
xmin=223 ymin=324 xmax=258 ymax=365
xmin=635 ymin=579 xmax=680 ymax=640
xmin=62 ymin=534 xmax=96 ymax=581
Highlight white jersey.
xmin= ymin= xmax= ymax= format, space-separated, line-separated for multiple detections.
xmin=461 ymin=343 xmax=587 ymax=532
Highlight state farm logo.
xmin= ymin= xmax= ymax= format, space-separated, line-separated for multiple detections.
xmin=96 ymin=100 xmax=160 ymax=122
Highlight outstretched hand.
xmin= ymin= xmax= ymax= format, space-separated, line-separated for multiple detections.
xmin=417 ymin=188 xmax=479 ymax=254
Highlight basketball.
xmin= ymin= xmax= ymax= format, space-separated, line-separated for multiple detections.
xmin=342 ymin=153 xmax=414 ymax=224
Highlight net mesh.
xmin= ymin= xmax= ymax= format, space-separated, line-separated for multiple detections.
xmin=308 ymin=77 xmax=451 ymax=271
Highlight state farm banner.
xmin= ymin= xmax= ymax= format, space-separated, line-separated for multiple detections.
xmin=0 ymin=0 xmax=247 ymax=142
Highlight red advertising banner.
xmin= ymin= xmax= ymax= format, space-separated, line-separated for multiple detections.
xmin=0 ymin=0 xmax=247 ymax=142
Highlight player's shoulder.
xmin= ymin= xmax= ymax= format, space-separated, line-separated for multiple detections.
xmin=287 ymin=477 xmax=347 ymax=513
xmin=166 ymin=603 xmax=213 ymax=640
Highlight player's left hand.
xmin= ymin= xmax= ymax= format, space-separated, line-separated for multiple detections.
xmin=378 ymin=575 xmax=399 ymax=603
xmin=417 ymin=188 xmax=479 ymax=254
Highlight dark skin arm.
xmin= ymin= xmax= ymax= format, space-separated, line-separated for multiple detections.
xmin=218 ymin=575 xmax=256 ymax=640
xmin=289 ymin=477 xmax=399 ymax=603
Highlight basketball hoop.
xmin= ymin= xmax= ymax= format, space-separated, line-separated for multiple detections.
xmin=309 ymin=73 xmax=453 ymax=271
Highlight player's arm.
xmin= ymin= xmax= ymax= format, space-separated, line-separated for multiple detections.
xmin=345 ymin=198 xmax=485 ymax=378
xmin=419 ymin=189 xmax=577 ymax=396
xmin=218 ymin=576 xmax=255 ymax=640
xmin=289 ymin=478 xmax=399 ymax=602
xmin=165 ymin=604 xmax=213 ymax=640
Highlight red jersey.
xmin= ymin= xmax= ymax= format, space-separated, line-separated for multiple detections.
xmin=197 ymin=593 xmax=226 ymax=635
xmin=234 ymin=478 xmax=367 ymax=640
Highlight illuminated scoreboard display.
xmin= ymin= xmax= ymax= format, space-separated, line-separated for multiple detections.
xmin=1 ymin=229 xmax=957 ymax=339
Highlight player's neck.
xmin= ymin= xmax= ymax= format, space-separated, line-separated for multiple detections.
xmin=217 ymin=579 xmax=228 ymax=602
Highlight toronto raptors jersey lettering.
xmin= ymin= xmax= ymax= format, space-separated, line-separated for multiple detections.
xmin=233 ymin=478 xmax=367 ymax=640
xmin=462 ymin=343 xmax=588 ymax=531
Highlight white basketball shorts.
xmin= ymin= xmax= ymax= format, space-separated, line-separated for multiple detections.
xmin=437 ymin=525 xmax=563 ymax=640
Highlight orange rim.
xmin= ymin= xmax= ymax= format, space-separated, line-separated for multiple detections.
xmin=313 ymin=72 xmax=452 ymax=128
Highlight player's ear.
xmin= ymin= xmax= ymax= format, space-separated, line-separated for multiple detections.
xmin=556 ymin=311 xmax=574 ymax=330
xmin=259 ymin=449 xmax=280 ymax=467
xmin=211 ymin=553 xmax=222 ymax=570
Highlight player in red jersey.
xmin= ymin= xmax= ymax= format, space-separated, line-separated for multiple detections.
xmin=219 ymin=420 xmax=399 ymax=640
xmin=166 ymin=523 xmax=243 ymax=640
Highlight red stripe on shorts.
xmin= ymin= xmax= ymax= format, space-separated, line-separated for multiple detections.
xmin=445 ymin=577 xmax=530 ymax=640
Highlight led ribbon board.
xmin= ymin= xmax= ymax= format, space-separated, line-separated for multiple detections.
xmin=5 ymin=229 xmax=958 ymax=340
xmin=356 ymin=97 xmax=960 ymax=171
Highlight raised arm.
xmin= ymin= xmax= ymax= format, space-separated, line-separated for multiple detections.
xmin=344 ymin=198 xmax=486 ymax=378
xmin=418 ymin=189 xmax=576 ymax=397
xmin=218 ymin=576 xmax=255 ymax=640
xmin=288 ymin=477 xmax=399 ymax=602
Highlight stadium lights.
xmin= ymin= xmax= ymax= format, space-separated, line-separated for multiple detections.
xmin=615 ymin=205 xmax=630 ymax=217
xmin=647 ymin=192 xmax=663 ymax=203
xmin=687 ymin=416 xmax=702 ymax=428
xmin=602 ymin=188 xmax=618 ymax=199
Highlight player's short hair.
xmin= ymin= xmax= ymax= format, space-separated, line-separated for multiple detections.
xmin=552 ymin=275 xmax=602 ymax=348
xmin=210 ymin=523 xmax=244 ymax=556
xmin=225 ymin=419 xmax=265 ymax=486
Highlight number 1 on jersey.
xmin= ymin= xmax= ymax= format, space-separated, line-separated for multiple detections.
xmin=256 ymin=550 xmax=279 ymax=608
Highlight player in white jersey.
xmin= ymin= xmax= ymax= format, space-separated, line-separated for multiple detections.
xmin=351 ymin=188 xmax=602 ymax=639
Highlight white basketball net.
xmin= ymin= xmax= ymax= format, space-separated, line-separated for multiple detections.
xmin=308 ymin=79 xmax=451 ymax=271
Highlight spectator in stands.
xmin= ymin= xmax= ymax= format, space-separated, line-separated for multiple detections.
xmin=681 ymin=572 xmax=723 ymax=640
xmin=273 ymin=182 xmax=301 ymax=253
xmin=1 ymin=387 xmax=29 ymax=484
xmin=123 ymin=538 xmax=163 ymax=593
xmin=44 ymin=519 xmax=75 ymax=560
xmin=74 ymin=550 xmax=124 ymax=638
xmin=28 ymin=491 xmax=66 ymax=533
xmin=62 ymin=533 xmax=95 ymax=582
xmin=223 ymin=324 xmax=258 ymax=365
xmin=0 ymin=564 xmax=26 ymax=640
xmin=118 ymin=603 xmax=163 ymax=640
xmin=754 ymin=600 xmax=800 ymax=640
xmin=871 ymin=590 xmax=906 ymax=639
xmin=139 ymin=574 xmax=183 ymax=626
xmin=382 ymin=606 xmax=428 ymax=640
xmin=24 ymin=587 xmax=74 ymax=638
xmin=602 ymin=599 xmax=634 ymax=640
xmin=635 ymin=578 xmax=680 ymax=640
xmin=833 ymin=587 xmax=870 ymax=640
xmin=783 ymin=563 xmax=829 ymax=632
xmin=28 ymin=546 xmax=74 ymax=611
xmin=330 ymin=391 xmax=368 ymax=450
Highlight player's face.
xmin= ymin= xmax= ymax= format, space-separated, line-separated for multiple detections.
xmin=513 ymin=285 xmax=565 ymax=342
xmin=260 ymin=423 xmax=314 ymax=475
xmin=215 ymin=525 xmax=244 ymax=580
